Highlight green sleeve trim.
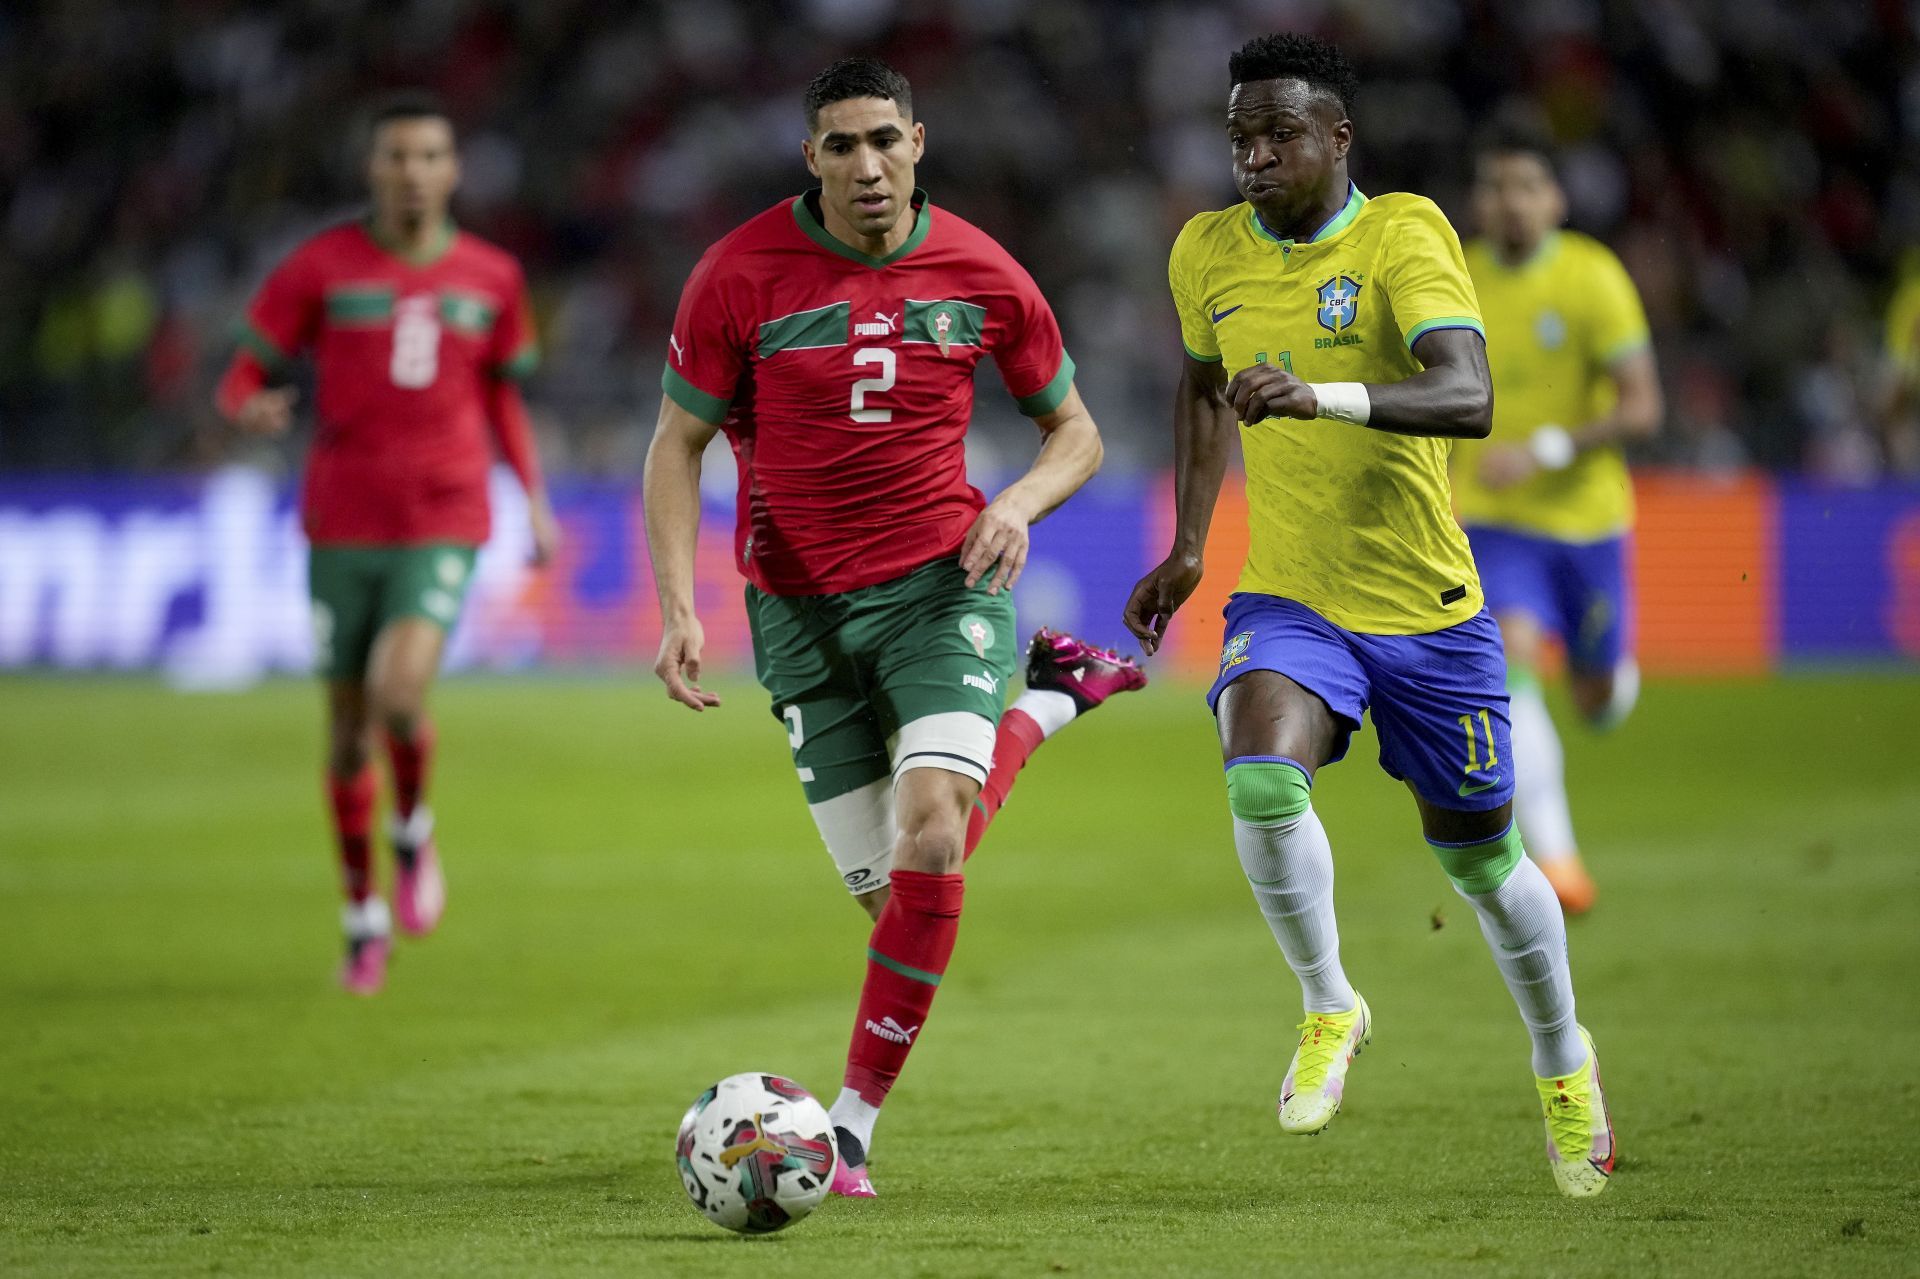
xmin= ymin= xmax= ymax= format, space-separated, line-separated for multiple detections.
xmin=1013 ymin=352 xmax=1076 ymax=416
xmin=1599 ymin=334 xmax=1652 ymax=366
xmin=661 ymin=365 xmax=730 ymax=425
xmin=237 ymin=322 xmax=290 ymax=372
xmin=498 ymin=344 xmax=540 ymax=381
xmin=868 ymin=946 xmax=942 ymax=987
xmin=1182 ymin=342 xmax=1223 ymax=363
xmin=1405 ymin=316 xmax=1486 ymax=350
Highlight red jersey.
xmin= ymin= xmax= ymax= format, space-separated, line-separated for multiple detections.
xmin=231 ymin=220 xmax=541 ymax=545
xmin=661 ymin=191 xmax=1074 ymax=596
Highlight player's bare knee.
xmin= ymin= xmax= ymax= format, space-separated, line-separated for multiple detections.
xmin=855 ymin=885 xmax=890 ymax=922
xmin=1570 ymin=674 xmax=1611 ymax=724
xmin=1498 ymin=613 xmax=1545 ymax=673
xmin=379 ymin=702 xmax=425 ymax=742
xmin=1216 ymin=671 xmax=1337 ymax=768
xmin=894 ymin=810 xmax=966 ymax=875
xmin=368 ymin=678 xmax=427 ymax=739
xmin=326 ymin=720 xmax=371 ymax=775
xmin=1572 ymin=658 xmax=1638 ymax=731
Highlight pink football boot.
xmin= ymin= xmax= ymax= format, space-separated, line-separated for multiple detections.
xmin=391 ymin=808 xmax=445 ymax=937
xmin=1024 ymin=627 xmax=1149 ymax=713
xmin=830 ymin=1127 xmax=877 ymax=1198
xmin=338 ymin=898 xmax=392 ymax=996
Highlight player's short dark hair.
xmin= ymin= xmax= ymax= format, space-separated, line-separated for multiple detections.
xmin=1473 ymin=113 xmax=1561 ymax=182
xmin=1228 ymin=33 xmax=1359 ymax=118
xmin=367 ymin=91 xmax=454 ymax=141
xmin=804 ymin=57 xmax=912 ymax=132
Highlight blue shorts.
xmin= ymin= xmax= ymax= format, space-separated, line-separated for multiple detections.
xmin=1206 ymin=594 xmax=1514 ymax=812
xmin=1465 ymin=525 xmax=1630 ymax=674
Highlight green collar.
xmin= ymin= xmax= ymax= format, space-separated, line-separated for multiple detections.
xmin=791 ymin=189 xmax=932 ymax=268
xmin=363 ymin=215 xmax=457 ymax=268
xmin=1251 ymin=183 xmax=1368 ymax=249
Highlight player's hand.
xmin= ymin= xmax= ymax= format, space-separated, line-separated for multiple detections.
xmin=1227 ymin=364 xmax=1317 ymax=425
xmin=528 ymin=496 xmax=562 ymax=568
xmin=654 ymin=615 xmax=722 ymax=712
xmin=1477 ymin=444 xmax=1537 ymax=491
xmin=235 ymin=387 xmax=298 ymax=436
xmin=960 ymin=491 xmax=1034 ymax=595
xmin=1122 ymin=551 xmax=1204 ymax=657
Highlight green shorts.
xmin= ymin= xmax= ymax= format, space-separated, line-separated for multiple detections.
xmin=745 ymin=556 xmax=1018 ymax=804
xmin=308 ymin=544 xmax=477 ymax=680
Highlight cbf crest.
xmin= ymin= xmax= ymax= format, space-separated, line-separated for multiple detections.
xmin=1534 ymin=309 xmax=1567 ymax=351
xmin=1316 ymin=275 xmax=1362 ymax=333
xmin=1221 ymin=630 xmax=1254 ymax=669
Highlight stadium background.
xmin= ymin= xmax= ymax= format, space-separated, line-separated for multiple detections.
xmin=3 ymin=0 xmax=1919 ymax=682
xmin=7 ymin=6 xmax=1920 ymax=1276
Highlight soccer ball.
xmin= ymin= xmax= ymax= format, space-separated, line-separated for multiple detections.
xmin=675 ymin=1072 xmax=837 ymax=1234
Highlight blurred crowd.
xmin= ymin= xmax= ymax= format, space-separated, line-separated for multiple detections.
xmin=4 ymin=0 xmax=1920 ymax=480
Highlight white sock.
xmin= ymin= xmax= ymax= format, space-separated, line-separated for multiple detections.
xmin=1009 ymin=687 xmax=1075 ymax=739
xmin=1233 ymin=807 xmax=1356 ymax=1014
xmin=828 ymin=1087 xmax=879 ymax=1152
xmin=1593 ymin=657 xmax=1640 ymax=730
xmin=1509 ymin=679 xmax=1577 ymax=864
xmin=1458 ymin=857 xmax=1585 ymax=1077
xmin=390 ymin=805 xmax=434 ymax=848
xmin=341 ymin=896 xmax=391 ymax=941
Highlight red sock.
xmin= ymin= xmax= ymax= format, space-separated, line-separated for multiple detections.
xmin=327 ymin=766 xmax=377 ymax=903
xmin=385 ymin=720 xmax=435 ymax=820
xmin=963 ymin=707 xmax=1046 ymax=858
xmin=843 ymin=870 xmax=965 ymax=1106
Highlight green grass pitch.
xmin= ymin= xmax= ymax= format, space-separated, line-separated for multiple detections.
xmin=3 ymin=672 xmax=1917 ymax=1277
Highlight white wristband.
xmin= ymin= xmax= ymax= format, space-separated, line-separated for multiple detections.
xmin=1529 ymin=424 xmax=1576 ymax=470
xmin=1308 ymin=382 xmax=1370 ymax=426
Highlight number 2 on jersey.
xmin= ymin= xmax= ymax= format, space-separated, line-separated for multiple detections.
xmin=851 ymin=347 xmax=895 ymax=422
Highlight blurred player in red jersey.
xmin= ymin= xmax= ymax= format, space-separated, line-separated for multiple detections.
xmin=215 ymin=95 xmax=560 ymax=996
xmin=645 ymin=58 xmax=1145 ymax=1198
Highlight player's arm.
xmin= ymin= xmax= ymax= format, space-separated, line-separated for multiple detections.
xmin=642 ymin=396 xmax=723 ymax=712
xmin=1576 ymin=347 xmax=1662 ymax=448
xmin=1475 ymin=346 xmax=1661 ymax=490
xmin=486 ymin=273 xmax=561 ymax=565
xmin=483 ymin=376 xmax=561 ymax=566
xmin=1225 ymin=327 xmax=1493 ymax=438
xmin=216 ymin=249 xmax=320 ymax=435
xmin=960 ymin=384 xmax=1102 ymax=596
xmin=1122 ymin=354 xmax=1237 ymax=656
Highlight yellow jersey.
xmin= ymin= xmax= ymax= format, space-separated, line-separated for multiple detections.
xmin=1454 ymin=231 xmax=1650 ymax=541
xmin=1884 ymin=259 xmax=1920 ymax=375
xmin=1169 ymin=185 xmax=1486 ymax=635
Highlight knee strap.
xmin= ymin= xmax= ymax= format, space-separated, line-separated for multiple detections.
xmin=1429 ymin=822 xmax=1525 ymax=894
xmin=1224 ymin=757 xmax=1312 ymax=825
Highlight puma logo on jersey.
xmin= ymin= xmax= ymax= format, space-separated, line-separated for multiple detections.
xmin=668 ymin=333 xmax=685 ymax=364
xmin=963 ymin=671 xmax=999 ymax=695
xmin=864 ymin=1016 xmax=918 ymax=1044
xmin=853 ymin=311 xmax=900 ymax=337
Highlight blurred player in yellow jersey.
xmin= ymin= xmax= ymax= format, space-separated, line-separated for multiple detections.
xmin=1876 ymin=249 xmax=1920 ymax=473
xmin=1454 ymin=121 xmax=1664 ymax=915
